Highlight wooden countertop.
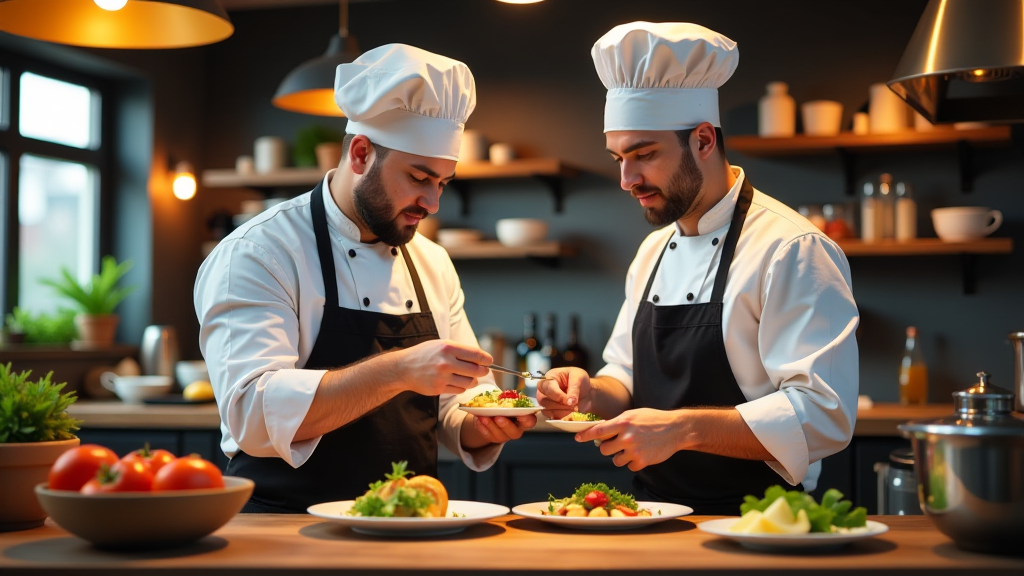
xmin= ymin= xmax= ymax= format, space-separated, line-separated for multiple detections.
xmin=2 ymin=515 xmax=1022 ymax=575
xmin=68 ymin=400 xmax=954 ymax=437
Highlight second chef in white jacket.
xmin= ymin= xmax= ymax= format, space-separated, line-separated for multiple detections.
xmin=538 ymin=22 xmax=860 ymax=514
xmin=195 ymin=44 xmax=535 ymax=513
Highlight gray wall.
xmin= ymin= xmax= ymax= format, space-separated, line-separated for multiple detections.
xmin=197 ymin=0 xmax=1024 ymax=403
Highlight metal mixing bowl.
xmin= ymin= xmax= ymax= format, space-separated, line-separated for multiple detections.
xmin=899 ymin=372 xmax=1024 ymax=554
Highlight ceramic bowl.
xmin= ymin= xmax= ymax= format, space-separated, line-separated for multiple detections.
xmin=496 ymin=218 xmax=548 ymax=247
xmin=34 ymin=477 xmax=254 ymax=549
xmin=100 ymin=374 xmax=174 ymax=404
xmin=175 ymin=360 xmax=209 ymax=387
xmin=436 ymin=228 xmax=483 ymax=248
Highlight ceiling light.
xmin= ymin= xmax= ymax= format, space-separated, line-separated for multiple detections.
xmin=272 ymin=0 xmax=359 ymax=116
xmin=496 ymin=0 xmax=545 ymax=3
xmin=0 ymin=0 xmax=233 ymax=49
xmin=172 ymin=161 xmax=197 ymax=201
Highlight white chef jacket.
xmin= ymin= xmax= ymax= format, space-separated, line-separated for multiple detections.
xmin=194 ymin=172 xmax=502 ymax=470
xmin=597 ymin=167 xmax=859 ymax=492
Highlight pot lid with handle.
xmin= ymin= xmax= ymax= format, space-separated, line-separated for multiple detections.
xmin=899 ymin=371 xmax=1024 ymax=438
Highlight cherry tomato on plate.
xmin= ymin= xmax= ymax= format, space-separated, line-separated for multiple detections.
xmin=80 ymin=459 xmax=155 ymax=493
xmin=584 ymin=490 xmax=609 ymax=509
xmin=48 ymin=444 xmax=119 ymax=491
xmin=152 ymin=455 xmax=225 ymax=491
xmin=122 ymin=444 xmax=176 ymax=474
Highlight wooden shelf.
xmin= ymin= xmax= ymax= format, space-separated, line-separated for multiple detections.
xmin=726 ymin=126 xmax=1011 ymax=156
xmin=726 ymin=126 xmax=1012 ymax=194
xmin=837 ymin=237 xmax=1012 ymax=257
xmin=442 ymin=240 xmax=576 ymax=263
xmin=201 ymin=167 xmax=323 ymax=189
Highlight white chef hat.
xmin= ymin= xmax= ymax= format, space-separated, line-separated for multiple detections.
xmin=334 ymin=44 xmax=476 ymax=161
xmin=592 ymin=22 xmax=738 ymax=132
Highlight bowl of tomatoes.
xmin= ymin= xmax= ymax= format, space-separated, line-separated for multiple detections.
xmin=35 ymin=444 xmax=253 ymax=549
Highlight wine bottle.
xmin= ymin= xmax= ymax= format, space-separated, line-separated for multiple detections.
xmin=559 ymin=314 xmax=590 ymax=372
xmin=525 ymin=313 xmax=559 ymax=397
xmin=515 ymin=313 xmax=539 ymax=393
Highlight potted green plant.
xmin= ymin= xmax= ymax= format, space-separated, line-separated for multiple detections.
xmin=0 ymin=363 xmax=82 ymax=531
xmin=293 ymin=124 xmax=344 ymax=171
xmin=3 ymin=307 xmax=78 ymax=346
xmin=40 ymin=256 xmax=135 ymax=349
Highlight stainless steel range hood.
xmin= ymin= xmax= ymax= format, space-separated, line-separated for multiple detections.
xmin=887 ymin=0 xmax=1024 ymax=124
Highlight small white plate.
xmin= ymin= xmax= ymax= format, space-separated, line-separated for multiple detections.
xmin=307 ymin=500 xmax=510 ymax=537
xmin=458 ymin=406 xmax=543 ymax=417
xmin=544 ymin=419 xmax=603 ymax=433
xmin=511 ymin=501 xmax=692 ymax=530
xmin=698 ymin=518 xmax=890 ymax=551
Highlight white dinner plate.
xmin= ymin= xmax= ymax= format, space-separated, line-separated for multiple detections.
xmin=458 ymin=406 xmax=543 ymax=417
xmin=307 ymin=500 xmax=510 ymax=537
xmin=698 ymin=518 xmax=890 ymax=551
xmin=511 ymin=501 xmax=692 ymax=530
xmin=544 ymin=419 xmax=603 ymax=433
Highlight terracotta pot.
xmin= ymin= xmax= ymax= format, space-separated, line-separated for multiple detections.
xmin=315 ymin=142 xmax=344 ymax=172
xmin=73 ymin=314 xmax=119 ymax=349
xmin=0 ymin=437 xmax=80 ymax=531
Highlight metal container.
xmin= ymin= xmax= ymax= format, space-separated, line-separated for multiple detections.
xmin=899 ymin=372 xmax=1024 ymax=554
xmin=874 ymin=447 xmax=922 ymax=516
xmin=140 ymin=325 xmax=179 ymax=379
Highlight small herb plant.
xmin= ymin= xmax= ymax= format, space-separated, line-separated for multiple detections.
xmin=293 ymin=125 xmax=343 ymax=167
xmin=4 ymin=307 xmax=78 ymax=344
xmin=0 ymin=363 xmax=81 ymax=443
xmin=40 ymin=256 xmax=136 ymax=315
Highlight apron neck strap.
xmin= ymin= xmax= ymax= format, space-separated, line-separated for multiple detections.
xmin=310 ymin=179 xmax=340 ymax=308
xmin=400 ymin=245 xmax=431 ymax=314
xmin=710 ymin=174 xmax=754 ymax=302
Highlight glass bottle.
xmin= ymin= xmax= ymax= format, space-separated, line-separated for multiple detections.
xmin=525 ymin=313 xmax=558 ymax=397
xmin=899 ymin=326 xmax=928 ymax=405
xmin=559 ymin=314 xmax=591 ymax=372
xmin=861 ymin=182 xmax=881 ymax=242
xmin=878 ymin=173 xmax=896 ymax=240
xmin=515 ymin=313 xmax=539 ymax=393
xmin=895 ymin=181 xmax=917 ymax=241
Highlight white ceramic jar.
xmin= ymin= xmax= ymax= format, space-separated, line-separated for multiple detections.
xmin=758 ymin=82 xmax=796 ymax=137
xmin=869 ymin=83 xmax=909 ymax=134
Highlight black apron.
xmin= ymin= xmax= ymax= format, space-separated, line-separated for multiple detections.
xmin=630 ymin=176 xmax=800 ymax=515
xmin=226 ymin=182 xmax=440 ymax=513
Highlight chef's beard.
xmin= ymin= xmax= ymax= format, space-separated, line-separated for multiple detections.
xmin=638 ymin=146 xmax=704 ymax=227
xmin=353 ymin=159 xmax=428 ymax=246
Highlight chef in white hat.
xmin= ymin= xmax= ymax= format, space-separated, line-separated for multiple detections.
xmin=538 ymin=23 xmax=859 ymax=514
xmin=195 ymin=44 xmax=535 ymax=513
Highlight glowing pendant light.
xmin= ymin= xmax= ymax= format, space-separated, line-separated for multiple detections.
xmin=272 ymin=0 xmax=359 ymax=117
xmin=0 ymin=0 xmax=233 ymax=49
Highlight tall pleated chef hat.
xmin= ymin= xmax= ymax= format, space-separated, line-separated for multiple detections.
xmin=335 ymin=44 xmax=476 ymax=161
xmin=592 ymin=22 xmax=738 ymax=132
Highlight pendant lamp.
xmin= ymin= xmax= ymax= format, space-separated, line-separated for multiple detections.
xmin=0 ymin=0 xmax=233 ymax=49
xmin=272 ymin=0 xmax=359 ymax=117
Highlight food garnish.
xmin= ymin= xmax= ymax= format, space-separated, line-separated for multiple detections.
xmin=543 ymin=482 xmax=652 ymax=518
xmin=462 ymin=389 xmax=534 ymax=408
xmin=348 ymin=461 xmax=449 ymax=518
xmin=731 ymin=485 xmax=867 ymax=534
xmin=563 ymin=410 xmax=601 ymax=422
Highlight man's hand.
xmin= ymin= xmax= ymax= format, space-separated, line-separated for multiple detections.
xmin=391 ymin=339 xmax=491 ymax=396
xmin=536 ymin=367 xmax=592 ymax=420
xmin=574 ymin=408 xmax=682 ymax=472
xmin=462 ymin=413 xmax=538 ymax=450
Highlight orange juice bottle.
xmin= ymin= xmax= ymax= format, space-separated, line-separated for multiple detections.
xmin=899 ymin=326 xmax=928 ymax=404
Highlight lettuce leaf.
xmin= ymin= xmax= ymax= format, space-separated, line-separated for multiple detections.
xmin=740 ymin=485 xmax=867 ymax=533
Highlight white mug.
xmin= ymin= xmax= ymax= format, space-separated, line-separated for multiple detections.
xmin=458 ymin=130 xmax=487 ymax=162
xmin=801 ymin=100 xmax=843 ymax=136
xmin=489 ymin=143 xmax=516 ymax=165
xmin=931 ymin=207 xmax=1002 ymax=242
xmin=254 ymin=136 xmax=287 ymax=173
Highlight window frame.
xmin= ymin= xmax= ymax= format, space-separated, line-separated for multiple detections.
xmin=0 ymin=49 xmax=114 ymax=315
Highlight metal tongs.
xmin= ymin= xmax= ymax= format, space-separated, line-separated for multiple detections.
xmin=487 ymin=364 xmax=552 ymax=381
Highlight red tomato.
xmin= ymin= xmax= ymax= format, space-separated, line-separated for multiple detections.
xmin=152 ymin=456 xmax=225 ymax=491
xmin=123 ymin=445 xmax=176 ymax=475
xmin=584 ymin=490 xmax=609 ymax=509
xmin=80 ymin=460 xmax=154 ymax=493
xmin=48 ymin=444 xmax=119 ymax=491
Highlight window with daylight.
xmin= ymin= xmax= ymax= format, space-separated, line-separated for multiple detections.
xmin=0 ymin=53 xmax=110 ymax=317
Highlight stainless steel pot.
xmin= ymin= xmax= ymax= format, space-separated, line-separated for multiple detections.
xmin=899 ymin=372 xmax=1024 ymax=554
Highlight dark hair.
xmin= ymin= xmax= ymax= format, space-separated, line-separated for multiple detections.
xmin=342 ymin=133 xmax=392 ymax=162
xmin=675 ymin=127 xmax=726 ymax=158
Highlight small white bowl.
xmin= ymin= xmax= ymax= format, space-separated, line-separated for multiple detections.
xmin=496 ymin=218 xmax=548 ymax=247
xmin=100 ymin=374 xmax=174 ymax=404
xmin=436 ymin=228 xmax=483 ymax=248
xmin=175 ymin=360 xmax=209 ymax=387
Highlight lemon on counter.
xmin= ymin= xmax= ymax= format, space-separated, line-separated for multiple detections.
xmin=730 ymin=497 xmax=811 ymax=534
xmin=183 ymin=380 xmax=215 ymax=401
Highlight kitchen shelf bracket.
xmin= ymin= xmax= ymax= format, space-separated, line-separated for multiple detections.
xmin=444 ymin=176 xmax=566 ymax=216
xmin=962 ymin=254 xmax=977 ymax=295
xmin=535 ymin=175 xmax=565 ymax=213
xmin=837 ymin=148 xmax=856 ymax=196
xmin=957 ymin=139 xmax=974 ymax=193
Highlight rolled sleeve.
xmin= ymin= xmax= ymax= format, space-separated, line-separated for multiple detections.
xmin=735 ymin=391 xmax=807 ymax=486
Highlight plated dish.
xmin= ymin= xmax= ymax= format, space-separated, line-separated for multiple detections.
xmin=307 ymin=500 xmax=510 ymax=536
xmin=512 ymin=500 xmax=691 ymax=530
xmin=698 ymin=518 xmax=889 ymax=551
xmin=512 ymin=482 xmax=691 ymax=530
xmin=459 ymin=389 xmax=542 ymax=417
xmin=545 ymin=410 xmax=604 ymax=433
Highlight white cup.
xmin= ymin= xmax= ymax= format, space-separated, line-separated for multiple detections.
xmin=254 ymin=136 xmax=287 ymax=173
xmin=931 ymin=207 xmax=1002 ymax=242
xmin=100 ymin=373 xmax=173 ymax=404
xmin=869 ymin=83 xmax=909 ymax=134
xmin=175 ymin=360 xmax=209 ymax=387
xmin=458 ymin=130 xmax=487 ymax=162
xmin=235 ymin=155 xmax=254 ymax=174
xmin=853 ymin=112 xmax=869 ymax=135
xmin=489 ymin=143 xmax=516 ymax=165
xmin=801 ymin=100 xmax=843 ymax=136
